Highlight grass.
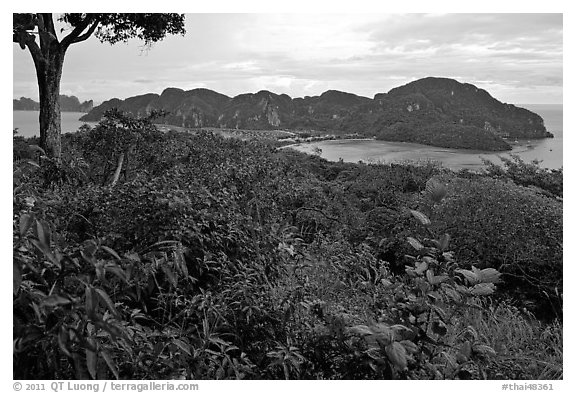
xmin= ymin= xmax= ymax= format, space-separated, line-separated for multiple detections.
xmin=453 ymin=299 xmax=563 ymax=379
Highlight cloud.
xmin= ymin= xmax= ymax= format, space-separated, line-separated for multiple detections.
xmin=361 ymin=13 xmax=562 ymax=49
xmin=13 ymin=13 xmax=562 ymax=104
xmin=133 ymin=78 xmax=154 ymax=84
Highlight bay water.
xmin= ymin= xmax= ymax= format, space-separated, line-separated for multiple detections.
xmin=13 ymin=111 xmax=94 ymax=138
xmin=290 ymin=104 xmax=563 ymax=170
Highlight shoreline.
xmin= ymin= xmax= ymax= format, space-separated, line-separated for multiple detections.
xmin=279 ymin=138 xmax=375 ymax=150
xmin=285 ymin=137 xmax=562 ymax=171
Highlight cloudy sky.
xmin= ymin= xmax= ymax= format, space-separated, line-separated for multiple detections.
xmin=13 ymin=12 xmax=563 ymax=105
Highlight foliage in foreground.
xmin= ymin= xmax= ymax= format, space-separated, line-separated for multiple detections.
xmin=13 ymin=112 xmax=562 ymax=379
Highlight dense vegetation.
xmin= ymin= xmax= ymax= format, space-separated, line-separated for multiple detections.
xmin=13 ymin=111 xmax=562 ymax=380
xmin=372 ymin=122 xmax=512 ymax=151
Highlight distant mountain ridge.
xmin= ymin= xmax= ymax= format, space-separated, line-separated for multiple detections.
xmin=80 ymin=77 xmax=553 ymax=151
xmin=14 ymin=95 xmax=93 ymax=112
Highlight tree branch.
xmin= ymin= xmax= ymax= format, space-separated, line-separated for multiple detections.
xmin=72 ymin=21 xmax=100 ymax=44
xmin=60 ymin=17 xmax=100 ymax=48
xmin=25 ymin=37 xmax=46 ymax=66
xmin=36 ymin=14 xmax=58 ymax=43
xmin=110 ymin=152 xmax=125 ymax=187
xmin=41 ymin=13 xmax=57 ymax=38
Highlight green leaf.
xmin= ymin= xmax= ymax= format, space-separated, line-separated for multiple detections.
xmin=477 ymin=268 xmax=501 ymax=284
xmin=13 ymin=261 xmax=22 ymax=295
xmin=35 ymin=220 xmax=51 ymax=249
xmin=209 ymin=336 xmax=231 ymax=347
xmin=425 ymin=179 xmax=447 ymax=203
xmin=57 ymin=327 xmax=72 ymax=358
xmin=385 ymin=341 xmax=407 ymax=370
xmin=425 ymin=269 xmax=434 ymax=282
xmin=407 ymin=237 xmax=424 ymax=251
xmin=473 ymin=344 xmax=497 ymax=357
xmin=470 ymin=282 xmax=496 ymax=296
xmin=86 ymin=339 xmax=98 ymax=380
xmin=400 ymin=340 xmax=419 ymax=354
xmin=28 ymin=145 xmax=46 ymax=156
xmin=455 ymin=268 xmax=480 ymax=285
xmin=101 ymin=245 xmax=122 ymax=261
xmin=41 ymin=294 xmax=71 ymax=308
xmin=85 ymin=285 xmax=96 ymax=316
xmin=462 ymin=326 xmax=479 ymax=341
xmin=410 ymin=210 xmax=431 ymax=226
xmin=415 ymin=261 xmax=428 ymax=275
xmin=373 ymin=323 xmax=394 ymax=345
xmin=438 ymin=233 xmax=450 ymax=251
xmin=101 ymin=350 xmax=119 ymax=380
xmin=95 ymin=288 xmax=119 ymax=317
xmin=161 ymin=265 xmax=178 ymax=288
xmin=427 ymin=271 xmax=448 ymax=285
xmin=442 ymin=351 xmax=458 ymax=368
xmin=459 ymin=341 xmax=472 ymax=361
xmin=349 ymin=325 xmax=373 ymax=336
xmin=25 ymin=160 xmax=40 ymax=168
xmin=19 ymin=213 xmax=33 ymax=237
xmin=172 ymin=338 xmax=191 ymax=356
xmin=444 ymin=287 xmax=462 ymax=303
xmin=30 ymin=239 xmax=60 ymax=268
xmin=105 ymin=264 xmax=127 ymax=283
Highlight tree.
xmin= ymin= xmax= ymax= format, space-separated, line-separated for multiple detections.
xmin=13 ymin=13 xmax=186 ymax=160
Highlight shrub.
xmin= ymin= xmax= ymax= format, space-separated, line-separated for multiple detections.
xmin=430 ymin=177 xmax=562 ymax=319
xmin=482 ymin=155 xmax=563 ymax=198
xmin=13 ymin=112 xmax=562 ymax=379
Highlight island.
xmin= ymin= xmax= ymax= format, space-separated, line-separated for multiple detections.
xmin=14 ymin=95 xmax=94 ymax=113
xmin=80 ymin=77 xmax=553 ymax=151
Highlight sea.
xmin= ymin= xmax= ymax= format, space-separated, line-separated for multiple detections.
xmin=13 ymin=104 xmax=563 ymax=170
xmin=13 ymin=111 xmax=95 ymax=137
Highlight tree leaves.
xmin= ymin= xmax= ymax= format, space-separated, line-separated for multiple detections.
xmin=101 ymin=350 xmax=119 ymax=380
xmin=349 ymin=325 xmax=373 ymax=336
xmin=385 ymin=342 xmax=408 ymax=370
xmin=35 ymin=220 xmax=51 ymax=249
xmin=13 ymin=261 xmax=22 ymax=295
xmin=424 ymin=178 xmax=447 ymax=203
xmin=410 ymin=210 xmax=431 ymax=226
xmin=470 ymin=283 xmax=496 ymax=296
xmin=477 ymin=268 xmax=501 ymax=284
xmin=95 ymin=288 xmax=119 ymax=318
xmin=100 ymin=245 xmax=122 ymax=261
xmin=19 ymin=213 xmax=33 ymax=237
xmin=407 ymin=237 xmax=424 ymax=251
xmin=438 ymin=233 xmax=450 ymax=251
xmin=41 ymin=294 xmax=71 ymax=308
xmin=473 ymin=344 xmax=497 ymax=357
xmin=85 ymin=285 xmax=96 ymax=317
xmin=85 ymin=337 xmax=98 ymax=380
xmin=456 ymin=267 xmax=501 ymax=286
xmin=172 ymin=338 xmax=192 ymax=356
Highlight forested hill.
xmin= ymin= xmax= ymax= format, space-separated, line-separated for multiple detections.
xmin=13 ymin=95 xmax=94 ymax=112
xmin=80 ymin=77 xmax=553 ymax=151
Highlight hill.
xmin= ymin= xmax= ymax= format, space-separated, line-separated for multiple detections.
xmin=80 ymin=77 xmax=553 ymax=151
xmin=14 ymin=95 xmax=94 ymax=112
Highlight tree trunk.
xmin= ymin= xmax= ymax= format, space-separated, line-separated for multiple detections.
xmin=25 ymin=14 xmax=66 ymax=161
xmin=110 ymin=153 xmax=125 ymax=187
xmin=35 ymin=49 xmax=65 ymax=160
